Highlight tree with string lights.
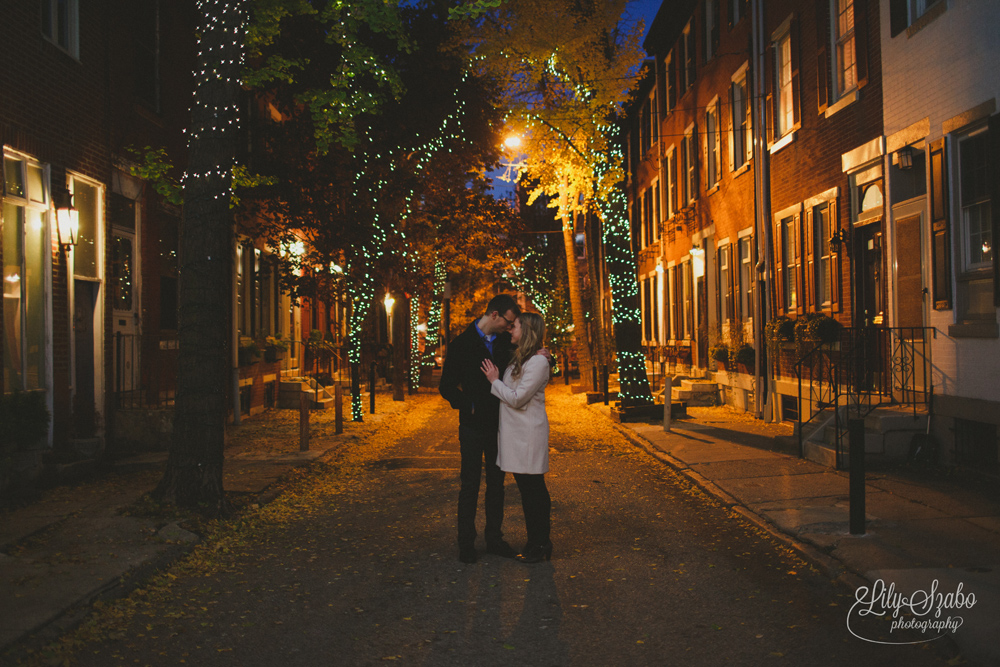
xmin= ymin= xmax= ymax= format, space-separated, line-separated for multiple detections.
xmin=453 ymin=0 xmax=654 ymax=409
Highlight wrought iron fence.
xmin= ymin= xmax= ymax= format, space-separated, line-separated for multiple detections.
xmin=794 ymin=326 xmax=934 ymax=465
xmin=114 ymin=332 xmax=178 ymax=410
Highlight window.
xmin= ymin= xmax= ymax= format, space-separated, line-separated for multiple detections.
xmin=956 ymin=129 xmax=993 ymax=320
xmin=959 ymin=131 xmax=992 ymax=271
xmin=706 ymin=100 xmax=721 ymax=189
xmin=3 ymin=155 xmax=49 ymax=393
xmin=642 ymin=187 xmax=654 ymax=247
xmin=683 ymin=261 xmax=694 ymax=338
xmin=730 ymin=71 xmax=751 ymax=171
xmin=680 ymin=22 xmax=696 ymax=93
xmin=70 ymin=178 xmax=101 ymax=280
xmin=775 ymin=30 xmax=794 ymax=138
xmin=41 ymin=0 xmax=79 ymax=57
xmin=705 ymin=0 xmax=719 ymax=62
xmin=669 ymin=266 xmax=679 ymax=340
xmin=643 ymin=277 xmax=652 ymax=341
xmin=135 ymin=0 xmax=161 ymax=111
xmin=682 ymin=128 xmax=696 ymax=205
xmin=651 ymin=273 xmax=660 ymax=343
xmin=664 ymin=52 xmax=676 ymax=113
xmin=890 ymin=0 xmax=945 ymax=36
xmin=781 ymin=216 xmax=799 ymax=311
xmin=666 ymin=147 xmax=677 ymax=219
xmin=652 ymin=180 xmax=660 ymax=241
xmin=648 ymin=90 xmax=658 ymax=149
xmin=834 ymin=0 xmax=857 ymax=97
xmin=813 ymin=203 xmax=833 ymax=307
xmin=640 ymin=95 xmax=652 ymax=156
xmin=739 ymin=235 xmax=754 ymax=321
xmin=718 ymin=244 xmax=732 ymax=323
xmin=729 ymin=0 xmax=748 ymax=26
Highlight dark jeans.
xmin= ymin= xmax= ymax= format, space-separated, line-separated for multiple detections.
xmin=513 ymin=473 xmax=550 ymax=547
xmin=458 ymin=425 xmax=506 ymax=547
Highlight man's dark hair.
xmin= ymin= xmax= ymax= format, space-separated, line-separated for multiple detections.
xmin=485 ymin=294 xmax=521 ymax=318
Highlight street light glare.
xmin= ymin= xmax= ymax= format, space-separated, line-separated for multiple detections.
xmin=504 ymin=135 xmax=521 ymax=149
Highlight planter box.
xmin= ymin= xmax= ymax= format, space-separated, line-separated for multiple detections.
xmin=264 ymin=348 xmax=285 ymax=363
xmin=238 ymin=348 xmax=259 ymax=366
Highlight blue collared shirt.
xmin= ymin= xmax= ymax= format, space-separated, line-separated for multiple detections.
xmin=475 ymin=321 xmax=496 ymax=356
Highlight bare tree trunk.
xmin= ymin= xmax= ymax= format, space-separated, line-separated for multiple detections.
xmin=153 ymin=0 xmax=244 ymax=513
xmin=561 ymin=211 xmax=594 ymax=387
xmin=585 ymin=213 xmax=607 ymax=379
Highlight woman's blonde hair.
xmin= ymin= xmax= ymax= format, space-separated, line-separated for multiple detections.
xmin=510 ymin=312 xmax=545 ymax=379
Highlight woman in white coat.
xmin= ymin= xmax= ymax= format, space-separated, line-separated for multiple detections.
xmin=480 ymin=312 xmax=552 ymax=563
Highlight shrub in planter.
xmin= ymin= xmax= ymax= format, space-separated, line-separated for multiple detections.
xmin=709 ymin=344 xmax=729 ymax=365
xmin=734 ymin=343 xmax=755 ymax=369
xmin=802 ymin=314 xmax=842 ymax=344
xmin=238 ymin=339 xmax=260 ymax=365
xmin=765 ymin=316 xmax=795 ymax=353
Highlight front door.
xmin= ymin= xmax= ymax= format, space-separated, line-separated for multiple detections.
xmin=895 ymin=214 xmax=926 ymax=328
xmin=110 ymin=194 xmax=139 ymax=398
xmin=853 ymin=221 xmax=886 ymax=392
xmin=73 ymin=280 xmax=99 ymax=437
xmin=855 ymin=222 xmax=885 ymax=327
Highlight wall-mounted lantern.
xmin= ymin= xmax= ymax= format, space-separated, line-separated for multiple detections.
xmin=53 ymin=191 xmax=79 ymax=249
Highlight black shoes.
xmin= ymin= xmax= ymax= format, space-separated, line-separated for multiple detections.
xmin=485 ymin=539 xmax=517 ymax=558
xmin=458 ymin=545 xmax=478 ymax=564
xmin=515 ymin=542 xmax=553 ymax=563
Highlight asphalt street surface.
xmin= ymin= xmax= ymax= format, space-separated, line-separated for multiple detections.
xmin=34 ymin=387 xmax=952 ymax=666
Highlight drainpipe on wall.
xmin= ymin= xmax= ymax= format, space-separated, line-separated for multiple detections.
xmin=750 ymin=0 xmax=774 ymax=421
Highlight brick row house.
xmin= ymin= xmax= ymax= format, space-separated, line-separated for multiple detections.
xmin=1 ymin=0 xmax=199 ymax=480
xmin=879 ymin=0 xmax=1000 ymax=472
xmin=1 ymin=2 xmax=355 ymax=491
xmin=625 ymin=0 xmax=999 ymax=470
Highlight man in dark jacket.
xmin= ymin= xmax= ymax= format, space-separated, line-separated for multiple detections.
xmin=439 ymin=294 xmax=521 ymax=563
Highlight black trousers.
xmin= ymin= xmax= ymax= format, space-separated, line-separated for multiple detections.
xmin=513 ymin=472 xmax=550 ymax=547
xmin=458 ymin=425 xmax=506 ymax=546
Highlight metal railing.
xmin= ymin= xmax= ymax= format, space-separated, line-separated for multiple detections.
xmin=795 ymin=326 xmax=934 ymax=466
xmin=114 ymin=332 xmax=178 ymax=410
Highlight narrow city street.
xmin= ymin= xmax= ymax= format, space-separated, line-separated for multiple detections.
xmin=49 ymin=387 xmax=950 ymax=666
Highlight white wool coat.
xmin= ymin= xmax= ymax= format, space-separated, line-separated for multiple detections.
xmin=491 ymin=354 xmax=550 ymax=474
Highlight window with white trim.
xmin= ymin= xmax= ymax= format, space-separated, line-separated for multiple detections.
xmin=706 ymin=100 xmax=721 ymax=189
xmin=813 ymin=202 xmax=834 ymax=308
xmin=3 ymin=154 xmax=50 ymax=393
xmin=705 ymin=0 xmax=719 ymax=61
xmin=833 ymin=0 xmax=857 ymax=99
xmin=730 ymin=70 xmax=751 ymax=171
xmin=666 ymin=147 xmax=677 ymax=219
xmin=739 ymin=235 xmax=754 ymax=322
xmin=956 ymin=128 xmax=994 ymax=320
xmin=781 ymin=215 xmax=799 ymax=311
xmin=682 ymin=128 xmax=696 ymax=205
xmin=41 ymin=0 xmax=79 ymax=58
xmin=718 ymin=243 xmax=732 ymax=323
xmin=775 ymin=29 xmax=794 ymax=138
xmin=680 ymin=21 xmax=695 ymax=93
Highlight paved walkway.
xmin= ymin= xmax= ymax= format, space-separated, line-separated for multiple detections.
xmin=589 ymin=400 xmax=1000 ymax=666
xmin=1 ymin=388 xmax=998 ymax=664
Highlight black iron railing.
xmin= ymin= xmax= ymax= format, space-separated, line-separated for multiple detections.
xmin=114 ymin=332 xmax=178 ymax=410
xmin=795 ymin=326 xmax=934 ymax=466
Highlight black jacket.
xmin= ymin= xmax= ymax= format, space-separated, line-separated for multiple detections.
xmin=439 ymin=321 xmax=514 ymax=433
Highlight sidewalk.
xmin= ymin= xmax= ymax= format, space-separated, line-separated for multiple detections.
xmin=0 ymin=395 xmax=410 ymax=657
xmin=587 ymin=397 xmax=1000 ymax=666
xmin=3 ymin=389 xmax=998 ymax=664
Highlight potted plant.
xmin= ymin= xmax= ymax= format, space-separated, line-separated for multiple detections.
xmin=264 ymin=335 xmax=289 ymax=362
xmin=709 ymin=343 xmax=730 ymax=370
xmin=238 ymin=338 xmax=260 ymax=366
xmin=799 ymin=313 xmax=842 ymax=345
xmin=764 ymin=316 xmax=795 ymax=355
xmin=734 ymin=343 xmax=755 ymax=370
